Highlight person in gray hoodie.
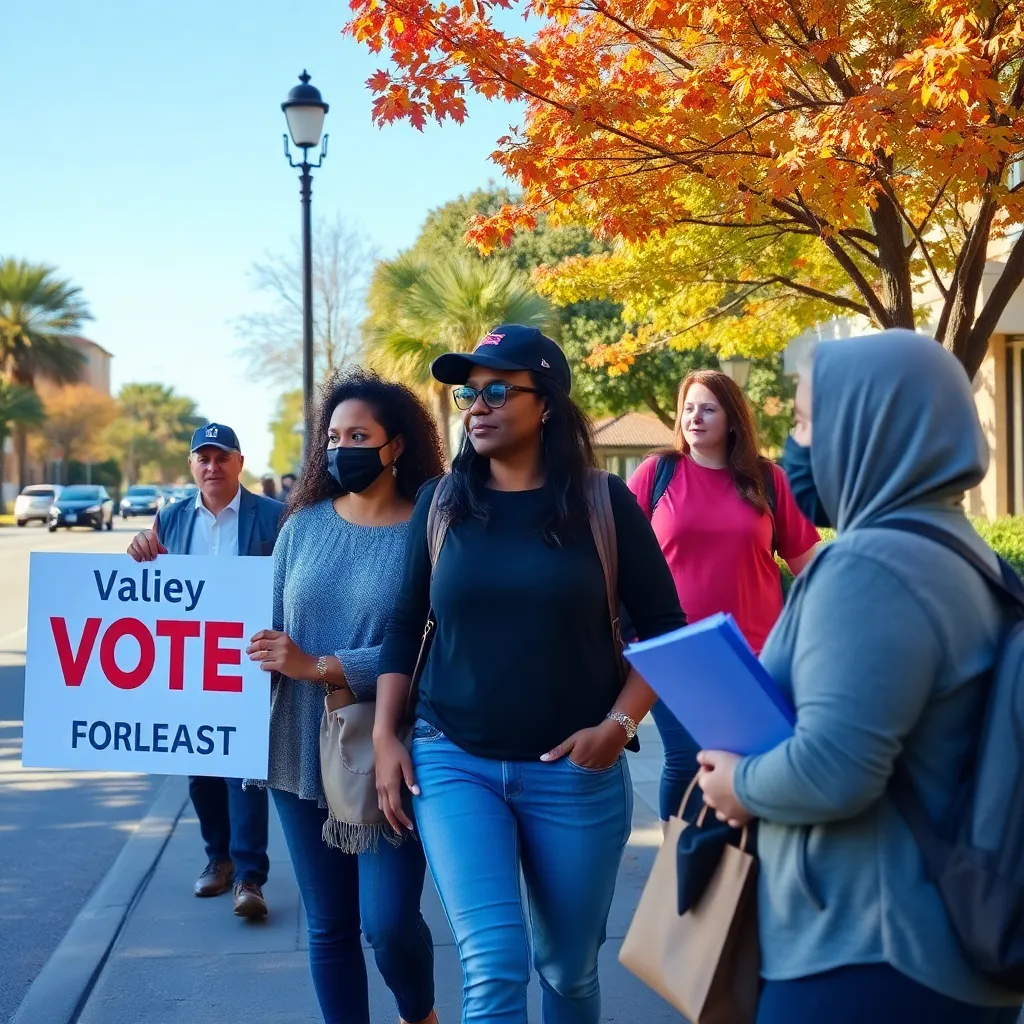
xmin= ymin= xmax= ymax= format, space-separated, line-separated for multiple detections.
xmin=698 ymin=330 xmax=1023 ymax=1023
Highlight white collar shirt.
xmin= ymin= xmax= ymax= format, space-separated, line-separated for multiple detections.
xmin=188 ymin=488 xmax=242 ymax=556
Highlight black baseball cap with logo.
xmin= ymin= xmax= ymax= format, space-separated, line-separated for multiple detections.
xmin=190 ymin=423 xmax=241 ymax=454
xmin=431 ymin=324 xmax=572 ymax=393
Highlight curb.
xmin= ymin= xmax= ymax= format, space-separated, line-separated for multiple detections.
xmin=10 ymin=774 xmax=190 ymax=1024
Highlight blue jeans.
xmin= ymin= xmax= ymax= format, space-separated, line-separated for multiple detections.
xmin=272 ymin=788 xmax=434 ymax=1024
xmin=411 ymin=723 xmax=633 ymax=1024
xmin=757 ymin=963 xmax=1021 ymax=1024
xmin=649 ymin=699 xmax=701 ymax=821
xmin=188 ymin=775 xmax=269 ymax=885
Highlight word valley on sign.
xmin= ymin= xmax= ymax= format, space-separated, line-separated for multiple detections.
xmin=94 ymin=567 xmax=205 ymax=611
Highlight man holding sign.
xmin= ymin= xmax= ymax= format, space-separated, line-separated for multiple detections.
xmin=127 ymin=423 xmax=283 ymax=920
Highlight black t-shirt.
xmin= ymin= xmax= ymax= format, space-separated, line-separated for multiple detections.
xmin=378 ymin=474 xmax=686 ymax=760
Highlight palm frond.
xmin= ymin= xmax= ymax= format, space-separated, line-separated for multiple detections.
xmin=364 ymin=255 xmax=557 ymax=385
xmin=0 ymin=257 xmax=92 ymax=386
xmin=0 ymin=380 xmax=45 ymax=441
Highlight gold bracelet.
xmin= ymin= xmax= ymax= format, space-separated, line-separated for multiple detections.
xmin=317 ymin=655 xmax=328 ymax=682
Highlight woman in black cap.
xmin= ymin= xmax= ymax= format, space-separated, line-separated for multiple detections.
xmin=374 ymin=325 xmax=684 ymax=1024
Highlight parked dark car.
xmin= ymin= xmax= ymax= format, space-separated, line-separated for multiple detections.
xmin=120 ymin=484 xmax=162 ymax=519
xmin=164 ymin=484 xmax=198 ymax=507
xmin=49 ymin=485 xmax=115 ymax=532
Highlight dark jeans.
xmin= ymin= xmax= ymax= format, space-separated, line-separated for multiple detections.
xmin=272 ymin=788 xmax=435 ymax=1024
xmin=188 ymin=775 xmax=269 ymax=885
xmin=757 ymin=964 xmax=1021 ymax=1024
xmin=649 ymin=699 xmax=701 ymax=821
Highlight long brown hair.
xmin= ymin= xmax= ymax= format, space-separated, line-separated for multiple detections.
xmin=669 ymin=369 xmax=771 ymax=515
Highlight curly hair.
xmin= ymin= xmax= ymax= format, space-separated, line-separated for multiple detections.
xmin=285 ymin=367 xmax=445 ymax=520
xmin=444 ymin=372 xmax=596 ymax=547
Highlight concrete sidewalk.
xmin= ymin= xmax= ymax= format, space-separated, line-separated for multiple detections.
xmin=69 ymin=720 xmax=681 ymax=1023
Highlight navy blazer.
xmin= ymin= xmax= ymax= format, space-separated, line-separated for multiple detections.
xmin=155 ymin=488 xmax=284 ymax=557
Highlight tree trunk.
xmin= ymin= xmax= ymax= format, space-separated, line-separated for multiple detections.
xmin=642 ymin=391 xmax=674 ymax=429
xmin=14 ymin=425 xmax=28 ymax=491
xmin=0 ymin=440 xmax=6 ymax=513
xmin=870 ymin=194 xmax=915 ymax=331
xmin=938 ymin=201 xmax=996 ymax=378
xmin=434 ymin=385 xmax=451 ymax=465
xmin=958 ymin=223 xmax=1024 ymax=381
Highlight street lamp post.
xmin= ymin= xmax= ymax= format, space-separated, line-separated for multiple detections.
xmin=282 ymin=70 xmax=329 ymax=464
xmin=719 ymin=356 xmax=753 ymax=391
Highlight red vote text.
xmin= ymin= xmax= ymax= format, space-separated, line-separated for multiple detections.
xmin=50 ymin=617 xmax=245 ymax=692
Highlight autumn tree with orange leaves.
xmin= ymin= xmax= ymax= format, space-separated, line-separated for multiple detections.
xmin=347 ymin=0 xmax=1024 ymax=379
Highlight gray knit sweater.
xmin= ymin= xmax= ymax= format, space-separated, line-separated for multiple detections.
xmin=266 ymin=499 xmax=409 ymax=806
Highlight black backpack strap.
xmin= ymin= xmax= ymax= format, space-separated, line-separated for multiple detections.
xmin=650 ymin=454 xmax=678 ymax=514
xmin=761 ymin=460 xmax=777 ymax=556
xmin=877 ymin=517 xmax=1024 ymax=856
xmin=879 ymin=517 xmax=1024 ymax=611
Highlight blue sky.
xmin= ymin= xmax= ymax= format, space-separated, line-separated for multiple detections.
xmin=2 ymin=0 xmax=521 ymax=472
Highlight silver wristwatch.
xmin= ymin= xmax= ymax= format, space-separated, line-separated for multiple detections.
xmin=606 ymin=710 xmax=638 ymax=741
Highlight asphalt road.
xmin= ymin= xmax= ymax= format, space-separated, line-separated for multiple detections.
xmin=0 ymin=517 xmax=163 ymax=1023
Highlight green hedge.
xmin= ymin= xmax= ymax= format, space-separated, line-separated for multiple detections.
xmin=973 ymin=518 xmax=1024 ymax=576
xmin=780 ymin=518 xmax=1024 ymax=591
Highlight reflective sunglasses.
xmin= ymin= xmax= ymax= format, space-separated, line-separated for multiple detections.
xmin=452 ymin=383 xmax=542 ymax=411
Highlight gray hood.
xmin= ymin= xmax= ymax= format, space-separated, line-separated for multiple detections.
xmin=811 ymin=330 xmax=988 ymax=532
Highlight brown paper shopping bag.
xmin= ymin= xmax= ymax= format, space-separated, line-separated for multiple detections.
xmin=619 ymin=779 xmax=760 ymax=1024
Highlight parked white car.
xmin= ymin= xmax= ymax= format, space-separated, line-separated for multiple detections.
xmin=14 ymin=484 xmax=64 ymax=526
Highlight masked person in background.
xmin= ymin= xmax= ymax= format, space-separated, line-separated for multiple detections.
xmin=699 ymin=331 xmax=1023 ymax=1024
xmin=127 ymin=423 xmax=283 ymax=920
xmin=628 ymin=370 xmax=818 ymax=827
xmin=247 ymin=369 xmax=443 ymax=1024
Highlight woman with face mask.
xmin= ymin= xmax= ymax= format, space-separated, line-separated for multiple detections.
xmin=373 ymin=325 xmax=685 ymax=1024
xmin=247 ymin=368 xmax=444 ymax=1024
xmin=627 ymin=370 xmax=820 ymax=827
xmin=699 ymin=332 xmax=1023 ymax=1023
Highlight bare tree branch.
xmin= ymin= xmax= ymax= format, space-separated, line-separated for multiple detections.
xmin=233 ymin=215 xmax=376 ymax=387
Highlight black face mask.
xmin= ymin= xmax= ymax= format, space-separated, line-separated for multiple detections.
xmin=326 ymin=443 xmax=391 ymax=494
xmin=782 ymin=435 xmax=831 ymax=529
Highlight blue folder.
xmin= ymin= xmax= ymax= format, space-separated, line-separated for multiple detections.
xmin=625 ymin=612 xmax=795 ymax=756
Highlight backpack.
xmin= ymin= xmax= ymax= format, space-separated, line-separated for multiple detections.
xmin=650 ymin=453 xmax=779 ymax=555
xmin=412 ymin=471 xmax=637 ymax=748
xmin=878 ymin=516 xmax=1024 ymax=991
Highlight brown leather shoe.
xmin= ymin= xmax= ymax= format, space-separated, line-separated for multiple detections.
xmin=193 ymin=859 xmax=234 ymax=897
xmin=233 ymin=880 xmax=268 ymax=920
xmin=400 ymin=1012 xmax=439 ymax=1024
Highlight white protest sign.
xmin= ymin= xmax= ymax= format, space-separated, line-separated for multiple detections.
xmin=22 ymin=553 xmax=273 ymax=778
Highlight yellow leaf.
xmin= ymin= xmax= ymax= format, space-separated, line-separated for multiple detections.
xmin=393 ymin=15 xmax=405 ymax=31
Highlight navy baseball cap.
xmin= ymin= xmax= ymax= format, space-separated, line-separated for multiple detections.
xmin=190 ymin=423 xmax=241 ymax=454
xmin=431 ymin=324 xmax=572 ymax=393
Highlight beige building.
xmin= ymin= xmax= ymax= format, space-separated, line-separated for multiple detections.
xmin=2 ymin=336 xmax=113 ymax=505
xmin=593 ymin=411 xmax=674 ymax=480
xmin=784 ymin=256 xmax=1024 ymax=520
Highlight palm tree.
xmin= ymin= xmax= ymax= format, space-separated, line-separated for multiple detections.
xmin=0 ymin=258 xmax=91 ymax=488
xmin=364 ymin=255 xmax=556 ymax=461
xmin=0 ymin=381 xmax=44 ymax=508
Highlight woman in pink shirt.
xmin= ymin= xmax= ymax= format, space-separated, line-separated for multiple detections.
xmin=628 ymin=369 xmax=819 ymax=824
